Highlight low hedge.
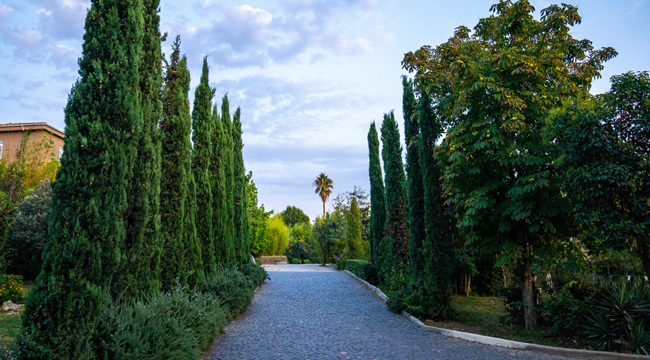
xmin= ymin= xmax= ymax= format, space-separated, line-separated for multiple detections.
xmin=0 ymin=275 xmax=23 ymax=303
xmin=346 ymin=260 xmax=378 ymax=285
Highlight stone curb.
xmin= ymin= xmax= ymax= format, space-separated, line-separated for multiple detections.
xmin=342 ymin=270 xmax=648 ymax=360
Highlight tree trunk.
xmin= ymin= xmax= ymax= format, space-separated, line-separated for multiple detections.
xmin=638 ymin=239 xmax=650 ymax=281
xmin=322 ymin=201 xmax=326 ymax=218
xmin=320 ymin=243 xmax=327 ymax=266
xmin=521 ymin=250 xmax=537 ymax=331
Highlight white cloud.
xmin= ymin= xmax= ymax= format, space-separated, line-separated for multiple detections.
xmin=232 ymin=5 xmax=273 ymax=26
xmin=0 ymin=3 xmax=14 ymax=20
xmin=50 ymin=44 xmax=77 ymax=69
xmin=357 ymin=38 xmax=372 ymax=53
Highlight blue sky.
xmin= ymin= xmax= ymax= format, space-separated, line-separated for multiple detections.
xmin=0 ymin=0 xmax=648 ymax=220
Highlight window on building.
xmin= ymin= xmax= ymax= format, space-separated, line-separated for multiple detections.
xmin=59 ymin=146 xmax=63 ymax=160
xmin=0 ymin=141 xmax=3 ymax=159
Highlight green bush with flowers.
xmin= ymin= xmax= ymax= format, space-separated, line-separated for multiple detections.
xmin=0 ymin=275 xmax=23 ymax=303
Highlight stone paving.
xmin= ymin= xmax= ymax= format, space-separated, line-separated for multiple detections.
xmin=207 ymin=264 xmax=571 ymax=360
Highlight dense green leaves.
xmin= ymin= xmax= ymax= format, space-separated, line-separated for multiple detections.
xmin=232 ymin=107 xmax=250 ymax=265
xmin=367 ymin=122 xmax=385 ymax=264
xmin=192 ymin=57 xmax=215 ymax=273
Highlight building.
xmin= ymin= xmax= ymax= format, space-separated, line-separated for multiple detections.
xmin=0 ymin=122 xmax=65 ymax=163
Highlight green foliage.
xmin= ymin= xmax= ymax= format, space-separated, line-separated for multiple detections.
xmin=380 ymin=111 xmax=408 ymax=271
xmin=291 ymin=258 xmax=300 ymax=264
xmin=304 ymin=259 xmax=312 ymax=264
xmin=192 ymin=57 xmax=215 ymax=273
xmin=280 ymin=206 xmax=310 ymax=227
xmin=102 ymin=284 xmax=227 ymax=359
xmin=582 ymin=278 xmax=650 ymax=354
xmin=121 ymin=0 xmax=164 ymax=299
xmin=210 ymin=104 xmax=232 ymax=263
xmin=404 ymin=0 xmax=616 ymax=329
xmin=17 ymin=0 xmax=148 ymax=356
xmin=367 ymin=122 xmax=385 ymax=265
xmin=246 ymin=171 xmax=273 ymax=258
xmin=264 ymin=215 xmax=290 ymax=256
xmin=232 ymin=107 xmax=250 ymax=266
xmin=6 ymin=180 xmax=51 ymax=279
xmin=403 ymin=76 xmax=426 ymax=285
xmin=290 ymin=223 xmax=311 ymax=243
xmin=345 ymin=198 xmax=362 ymax=259
xmin=313 ymin=173 xmax=333 ymax=218
xmin=221 ymin=96 xmax=236 ymax=265
xmin=346 ymin=260 xmax=378 ymax=285
xmin=285 ymin=240 xmax=313 ymax=264
xmin=240 ymin=263 xmax=268 ymax=288
xmin=313 ymin=214 xmax=344 ymax=266
xmin=198 ymin=266 xmax=256 ymax=320
xmin=159 ymin=37 xmax=195 ymax=288
xmin=0 ymin=275 xmax=23 ymax=303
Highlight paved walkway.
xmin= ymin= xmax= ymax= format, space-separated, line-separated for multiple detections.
xmin=207 ymin=264 xmax=570 ymax=360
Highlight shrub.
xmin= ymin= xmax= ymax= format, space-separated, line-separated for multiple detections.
xmin=0 ymin=275 xmax=23 ymax=303
xmin=291 ymin=258 xmax=299 ymax=264
xmin=102 ymin=283 xmax=227 ymax=359
xmin=240 ymin=263 xmax=268 ymax=289
xmin=346 ymin=260 xmax=378 ymax=285
xmin=304 ymin=259 xmax=311 ymax=264
xmin=255 ymin=259 xmax=262 ymax=266
xmin=6 ymin=180 xmax=51 ymax=279
xmin=199 ymin=266 xmax=255 ymax=320
xmin=582 ymin=277 xmax=650 ymax=354
xmin=336 ymin=258 xmax=347 ymax=270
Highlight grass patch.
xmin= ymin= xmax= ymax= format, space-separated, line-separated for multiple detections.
xmin=0 ymin=281 xmax=35 ymax=349
xmin=422 ymin=295 xmax=591 ymax=350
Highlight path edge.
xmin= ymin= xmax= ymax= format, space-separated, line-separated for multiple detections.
xmin=342 ymin=270 xmax=648 ymax=360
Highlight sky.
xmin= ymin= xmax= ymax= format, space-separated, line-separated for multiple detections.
xmin=0 ymin=0 xmax=648 ymax=221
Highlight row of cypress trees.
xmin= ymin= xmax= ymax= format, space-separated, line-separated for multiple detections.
xmin=367 ymin=76 xmax=452 ymax=319
xmin=17 ymin=0 xmax=250 ymax=358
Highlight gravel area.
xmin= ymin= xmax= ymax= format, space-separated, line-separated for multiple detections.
xmin=207 ymin=264 xmax=571 ymax=360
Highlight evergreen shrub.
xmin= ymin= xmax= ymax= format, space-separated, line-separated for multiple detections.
xmin=291 ymin=258 xmax=300 ymax=264
xmin=102 ymin=283 xmax=227 ymax=359
xmin=304 ymin=259 xmax=312 ymax=264
xmin=0 ymin=275 xmax=23 ymax=303
xmin=346 ymin=260 xmax=378 ymax=285
xmin=336 ymin=258 xmax=347 ymax=270
xmin=240 ymin=263 xmax=269 ymax=289
xmin=199 ymin=267 xmax=255 ymax=320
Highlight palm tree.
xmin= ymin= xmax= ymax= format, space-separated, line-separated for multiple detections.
xmin=313 ymin=173 xmax=333 ymax=218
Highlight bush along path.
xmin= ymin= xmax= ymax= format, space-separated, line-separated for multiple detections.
xmin=207 ymin=264 xmax=569 ymax=360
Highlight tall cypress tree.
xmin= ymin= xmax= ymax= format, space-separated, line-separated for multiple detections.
xmin=232 ymin=107 xmax=250 ymax=265
xmin=184 ymin=166 xmax=202 ymax=286
xmin=418 ymin=89 xmax=452 ymax=319
xmin=120 ymin=0 xmax=164 ymax=298
xmin=210 ymin=104 xmax=229 ymax=263
xmin=346 ymin=197 xmax=362 ymax=259
xmin=18 ymin=0 xmax=144 ymax=357
xmin=222 ymin=95 xmax=236 ymax=265
xmin=403 ymin=76 xmax=426 ymax=284
xmin=381 ymin=111 xmax=408 ymax=269
xmin=159 ymin=37 xmax=193 ymax=288
xmin=367 ymin=122 xmax=385 ymax=264
xmin=192 ymin=57 xmax=216 ymax=273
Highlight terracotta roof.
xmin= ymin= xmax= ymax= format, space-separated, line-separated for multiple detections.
xmin=0 ymin=122 xmax=65 ymax=138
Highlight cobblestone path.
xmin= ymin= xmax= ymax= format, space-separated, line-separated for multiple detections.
xmin=207 ymin=264 xmax=570 ymax=360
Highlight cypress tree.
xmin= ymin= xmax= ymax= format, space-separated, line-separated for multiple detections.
xmin=222 ymin=95 xmax=236 ymax=264
xmin=192 ymin=57 xmax=216 ymax=273
xmin=232 ymin=107 xmax=250 ymax=265
xmin=367 ymin=122 xmax=385 ymax=264
xmin=381 ymin=111 xmax=408 ymax=269
xmin=18 ymin=0 xmax=144 ymax=357
xmin=346 ymin=197 xmax=362 ymax=259
xmin=184 ymin=167 xmax=202 ymax=286
xmin=403 ymin=76 xmax=426 ymax=284
xmin=120 ymin=0 xmax=164 ymax=298
xmin=210 ymin=104 xmax=229 ymax=263
xmin=159 ymin=37 xmax=194 ymax=288
xmin=418 ymin=89 xmax=452 ymax=318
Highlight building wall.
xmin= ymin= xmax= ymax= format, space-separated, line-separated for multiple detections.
xmin=0 ymin=130 xmax=64 ymax=163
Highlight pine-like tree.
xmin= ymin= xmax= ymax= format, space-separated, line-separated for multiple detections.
xmin=18 ymin=0 xmax=144 ymax=357
xmin=418 ymin=89 xmax=452 ymax=318
xmin=184 ymin=168 xmax=202 ymax=286
xmin=210 ymin=104 xmax=229 ymax=263
xmin=381 ymin=111 xmax=408 ymax=268
xmin=159 ymin=37 xmax=193 ymax=288
xmin=222 ymin=95 xmax=236 ymax=265
xmin=120 ymin=0 xmax=164 ymax=298
xmin=232 ymin=107 xmax=250 ymax=265
xmin=192 ymin=57 xmax=216 ymax=273
xmin=346 ymin=197 xmax=362 ymax=259
xmin=403 ymin=77 xmax=426 ymax=284
xmin=367 ymin=122 xmax=385 ymax=264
